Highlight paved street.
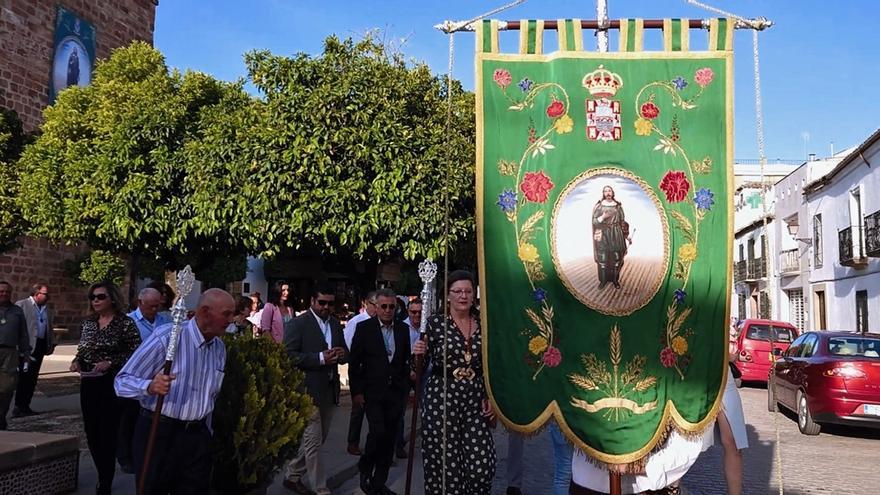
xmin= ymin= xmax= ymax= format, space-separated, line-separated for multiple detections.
xmin=7 ymin=349 xmax=880 ymax=494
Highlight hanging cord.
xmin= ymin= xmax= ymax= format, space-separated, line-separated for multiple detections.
xmin=438 ymin=3 xmax=526 ymax=492
xmin=686 ymin=2 xmax=782 ymax=494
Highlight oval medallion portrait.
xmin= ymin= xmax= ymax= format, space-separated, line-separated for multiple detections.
xmin=551 ymin=167 xmax=669 ymax=316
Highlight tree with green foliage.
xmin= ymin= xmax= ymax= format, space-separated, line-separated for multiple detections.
xmin=16 ymin=41 xmax=254 ymax=282
xmin=0 ymin=108 xmax=31 ymax=251
xmin=235 ymin=35 xmax=476 ymax=261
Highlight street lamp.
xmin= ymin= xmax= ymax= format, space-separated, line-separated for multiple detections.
xmin=787 ymin=223 xmax=812 ymax=243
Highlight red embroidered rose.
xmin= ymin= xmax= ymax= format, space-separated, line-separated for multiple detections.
xmin=542 ymin=346 xmax=562 ymax=367
xmin=660 ymin=347 xmax=677 ymax=368
xmin=546 ymin=100 xmax=565 ymax=118
xmin=659 ymin=170 xmax=691 ymax=203
xmin=493 ymin=68 xmax=512 ymax=89
xmin=520 ymin=171 xmax=555 ymax=203
xmin=640 ymin=102 xmax=660 ymax=120
xmin=695 ymin=67 xmax=714 ymax=88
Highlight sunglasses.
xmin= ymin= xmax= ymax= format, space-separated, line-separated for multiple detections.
xmin=316 ymin=300 xmax=334 ymax=306
xmin=378 ymin=303 xmax=396 ymax=310
xmin=88 ymin=293 xmax=109 ymax=301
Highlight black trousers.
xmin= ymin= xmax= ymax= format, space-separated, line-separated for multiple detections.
xmin=15 ymin=337 xmax=47 ymax=408
xmin=359 ymin=393 xmax=404 ymax=488
xmin=117 ymin=398 xmax=141 ymax=464
xmin=80 ymin=374 xmax=123 ymax=493
xmin=348 ymin=401 xmax=365 ymax=445
xmin=133 ymin=411 xmax=213 ymax=495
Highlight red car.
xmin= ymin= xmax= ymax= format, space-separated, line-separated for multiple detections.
xmin=732 ymin=319 xmax=798 ymax=383
xmin=768 ymin=331 xmax=880 ymax=435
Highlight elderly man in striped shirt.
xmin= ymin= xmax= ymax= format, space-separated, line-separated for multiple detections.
xmin=115 ymin=288 xmax=235 ymax=494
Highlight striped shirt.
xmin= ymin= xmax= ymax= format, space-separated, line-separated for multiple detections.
xmin=114 ymin=318 xmax=226 ymax=421
xmin=127 ymin=308 xmax=171 ymax=342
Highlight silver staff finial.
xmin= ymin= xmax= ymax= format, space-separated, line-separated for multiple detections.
xmin=165 ymin=265 xmax=195 ymax=362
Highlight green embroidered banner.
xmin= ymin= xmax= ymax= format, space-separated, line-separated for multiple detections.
xmin=477 ymin=21 xmax=733 ymax=463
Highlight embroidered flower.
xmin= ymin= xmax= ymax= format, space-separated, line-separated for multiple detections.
xmin=518 ymin=243 xmax=539 ymax=263
xmin=542 ymin=346 xmax=562 ymax=367
xmin=640 ymin=102 xmax=660 ymax=120
xmin=553 ymin=114 xmax=574 ymax=134
xmin=634 ymin=118 xmax=653 ymax=136
xmin=694 ymin=188 xmax=715 ymax=210
xmin=694 ymin=68 xmax=714 ymax=88
xmin=672 ymin=76 xmax=688 ymax=91
xmin=529 ymin=336 xmax=548 ymax=355
xmin=660 ymin=347 xmax=677 ymax=368
xmin=520 ymin=171 xmax=554 ymax=203
xmin=671 ymin=336 xmax=689 ymax=355
xmin=496 ymin=189 xmax=517 ymax=212
xmin=493 ymin=68 xmax=512 ymax=89
xmin=674 ymin=288 xmax=687 ymax=305
xmin=678 ymin=243 xmax=698 ymax=263
xmin=659 ymin=171 xmax=690 ymax=203
xmin=533 ymin=288 xmax=547 ymax=302
xmin=530 ymin=137 xmax=556 ymax=157
xmin=518 ymin=78 xmax=533 ymax=92
xmin=546 ymin=100 xmax=566 ymax=118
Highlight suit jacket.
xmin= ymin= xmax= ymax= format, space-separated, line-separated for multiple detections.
xmin=348 ymin=316 xmax=411 ymax=403
xmin=283 ymin=310 xmax=347 ymax=408
xmin=15 ymin=297 xmax=54 ymax=353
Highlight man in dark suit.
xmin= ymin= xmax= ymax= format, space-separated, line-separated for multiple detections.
xmin=13 ymin=283 xmax=54 ymax=417
xmin=350 ymin=288 xmax=412 ymax=495
xmin=282 ymin=283 xmax=347 ymax=495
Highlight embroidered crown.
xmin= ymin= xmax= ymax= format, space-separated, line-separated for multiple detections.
xmin=582 ymin=65 xmax=623 ymax=98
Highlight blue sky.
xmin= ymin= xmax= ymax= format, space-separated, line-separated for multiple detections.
xmin=156 ymin=1 xmax=879 ymax=161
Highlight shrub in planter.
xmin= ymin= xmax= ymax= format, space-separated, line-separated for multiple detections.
xmin=211 ymin=336 xmax=313 ymax=493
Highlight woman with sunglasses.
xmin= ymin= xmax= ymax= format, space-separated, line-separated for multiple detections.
xmin=413 ymin=270 xmax=497 ymax=494
xmin=69 ymin=281 xmax=141 ymax=495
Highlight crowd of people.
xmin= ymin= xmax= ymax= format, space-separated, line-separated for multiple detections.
xmin=0 ymin=273 xmax=749 ymax=495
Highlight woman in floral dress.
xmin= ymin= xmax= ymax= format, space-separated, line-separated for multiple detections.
xmin=413 ymin=270 xmax=496 ymax=494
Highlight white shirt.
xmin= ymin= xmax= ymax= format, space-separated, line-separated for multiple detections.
xmin=571 ymin=426 xmax=714 ymax=493
xmin=403 ymin=317 xmax=420 ymax=353
xmin=344 ymin=311 xmax=371 ymax=350
xmin=311 ymin=308 xmax=333 ymax=364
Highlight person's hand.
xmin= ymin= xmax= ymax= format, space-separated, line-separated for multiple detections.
xmin=410 ymin=370 xmax=417 ymax=382
xmin=322 ymin=349 xmax=338 ymax=364
xmin=481 ymin=398 xmax=495 ymax=421
xmin=626 ymin=236 xmax=632 ymax=245
xmin=93 ymin=361 xmax=112 ymax=373
xmin=413 ymin=340 xmax=427 ymax=356
xmin=353 ymin=394 xmax=365 ymax=409
xmin=69 ymin=360 xmax=80 ymax=372
xmin=148 ymin=373 xmax=176 ymax=396
xmin=332 ymin=347 xmax=346 ymax=359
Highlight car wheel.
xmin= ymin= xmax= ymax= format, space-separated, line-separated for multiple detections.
xmin=767 ymin=377 xmax=777 ymax=412
xmin=797 ymin=390 xmax=821 ymax=435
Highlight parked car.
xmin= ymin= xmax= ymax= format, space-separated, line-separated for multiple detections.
xmin=731 ymin=319 xmax=799 ymax=384
xmin=768 ymin=331 xmax=880 ymax=435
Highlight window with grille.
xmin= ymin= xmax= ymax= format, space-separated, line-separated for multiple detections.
xmin=856 ymin=290 xmax=869 ymax=333
xmin=737 ymin=294 xmax=746 ymax=320
xmin=787 ymin=289 xmax=804 ymax=331
xmin=759 ymin=290 xmax=771 ymax=319
xmin=813 ymin=214 xmax=823 ymax=267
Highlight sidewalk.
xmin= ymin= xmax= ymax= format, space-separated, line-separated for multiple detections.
xmin=8 ymin=345 xmax=363 ymax=494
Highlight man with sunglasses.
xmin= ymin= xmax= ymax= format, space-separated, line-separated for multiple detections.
xmin=349 ymin=289 xmax=412 ymax=495
xmin=344 ymin=290 xmax=378 ymax=456
xmin=13 ymin=283 xmax=54 ymax=417
xmin=283 ymin=283 xmax=347 ymax=495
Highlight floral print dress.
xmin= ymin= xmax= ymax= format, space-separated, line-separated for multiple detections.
xmin=420 ymin=313 xmax=496 ymax=494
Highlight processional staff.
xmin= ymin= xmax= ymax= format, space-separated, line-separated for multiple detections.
xmin=137 ymin=265 xmax=196 ymax=495
xmin=404 ymin=258 xmax=437 ymax=495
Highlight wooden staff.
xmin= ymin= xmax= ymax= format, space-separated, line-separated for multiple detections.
xmin=138 ymin=266 xmax=195 ymax=495
xmin=610 ymin=471 xmax=622 ymax=495
xmin=405 ymin=259 xmax=437 ymax=495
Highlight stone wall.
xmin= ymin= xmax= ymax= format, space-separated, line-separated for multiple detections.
xmin=0 ymin=0 xmax=157 ymax=131
xmin=0 ymin=1 xmax=155 ymax=333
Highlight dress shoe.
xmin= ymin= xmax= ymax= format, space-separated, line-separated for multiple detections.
xmin=348 ymin=443 xmax=363 ymax=455
xmin=282 ymin=478 xmax=316 ymax=495
xmin=359 ymin=472 xmax=374 ymax=495
xmin=395 ymin=445 xmax=408 ymax=459
xmin=613 ymin=282 xmax=621 ymax=289
xmin=374 ymin=485 xmax=397 ymax=495
xmin=12 ymin=406 xmax=38 ymax=417
xmin=506 ymin=488 xmax=523 ymax=495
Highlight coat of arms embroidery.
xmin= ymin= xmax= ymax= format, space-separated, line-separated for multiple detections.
xmin=583 ymin=65 xmax=623 ymax=142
